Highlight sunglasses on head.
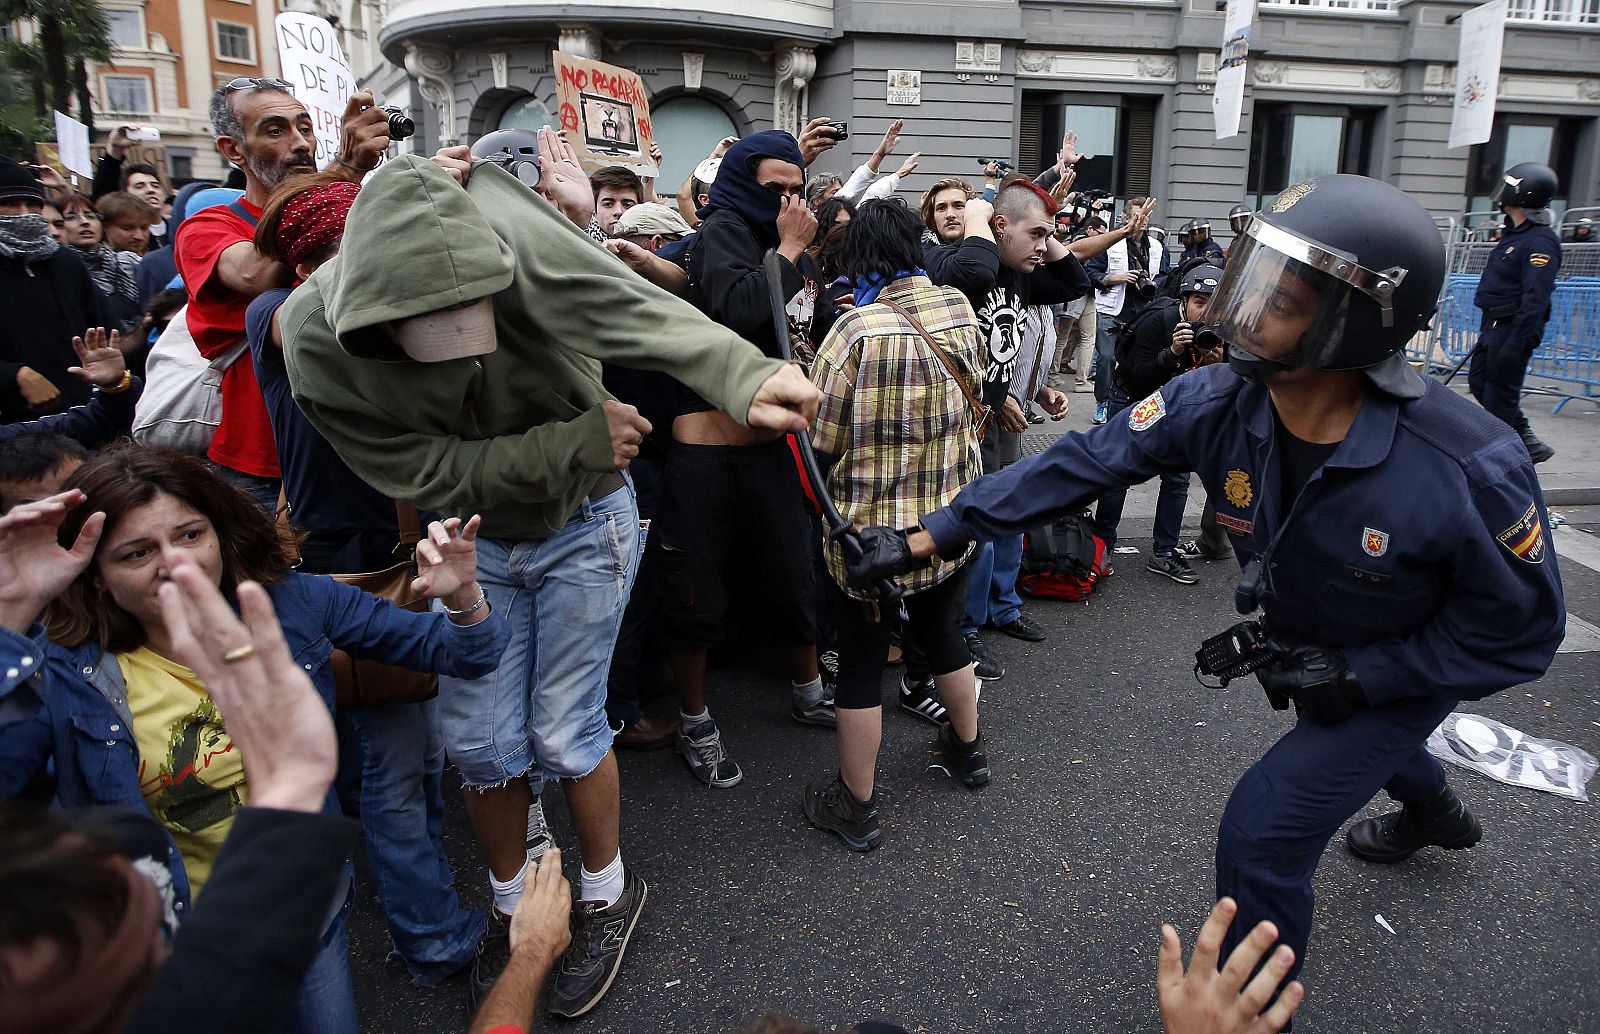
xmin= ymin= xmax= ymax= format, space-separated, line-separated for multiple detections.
xmin=222 ymin=76 xmax=294 ymax=93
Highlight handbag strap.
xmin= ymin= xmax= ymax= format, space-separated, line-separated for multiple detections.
xmin=876 ymin=296 xmax=990 ymax=430
xmin=395 ymin=501 xmax=422 ymax=546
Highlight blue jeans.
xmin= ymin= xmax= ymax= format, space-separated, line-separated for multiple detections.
xmin=292 ymin=884 xmax=358 ymax=1034
xmin=335 ymin=699 xmax=486 ymax=986
xmin=1217 ymin=695 xmax=1454 ymax=994
xmin=1093 ymin=316 xmax=1121 ymax=405
xmin=960 ymin=536 xmax=1024 ymax=633
xmin=216 ymin=463 xmax=281 ymax=515
xmin=436 ymin=483 xmax=641 ymax=786
xmin=1092 ymin=391 xmax=1190 ymax=553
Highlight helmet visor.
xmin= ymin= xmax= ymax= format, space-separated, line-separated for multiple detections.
xmin=1198 ymin=220 xmax=1406 ymax=370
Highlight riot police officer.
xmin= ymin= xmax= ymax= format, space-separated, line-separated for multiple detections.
xmin=1468 ymin=162 xmax=1563 ymax=463
xmin=1226 ymin=204 xmax=1251 ymax=259
xmin=1182 ymin=218 xmax=1224 ymax=264
xmin=841 ymin=174 xmax=1565 ymax=993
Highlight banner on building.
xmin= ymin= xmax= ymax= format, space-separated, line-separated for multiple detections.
xmin=887 ymin=70 xmax=922 ymax=106
xmin=554 ymin=51 xmax=659 ymax=178
xmin=1448 ymin=0 xmax=1507 ymax=150
xmin=1212 ymin=0 xmax=1255 ymax=140
xmin=275 ymin=12 xmax=362 ymax=169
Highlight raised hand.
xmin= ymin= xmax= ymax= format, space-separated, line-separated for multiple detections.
xmin=337 ymin=90 xmax=391 ymax=174
xmin=895 ymin=152 xmax=922 ymax=179
xmin=158 ymin=561 xmax=337 ymax=814
xmin=1157 ymin=898 xmax=1304 ymax=1034
xmin=1057 ymin=129 xmax=1083 ymax=172
xmin=535 ymin=125 xmax=596 ymax=227
xmin=797 ymin=116 xmax=839 ymax=166
xmin=68 ymin=327 xmax=126 ymax=387
xmin=0 ymin=490 xmax=103 ymax=633
xmin=711 ymin=136 xmax=738 ymax=159
xmin=410 ymin=515 xmax=484 ymax=606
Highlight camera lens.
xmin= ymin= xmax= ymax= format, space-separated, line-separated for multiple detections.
xmin=382 ymin=106 xmax=415 ymax=141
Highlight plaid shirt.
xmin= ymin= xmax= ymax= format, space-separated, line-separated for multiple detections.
xmin=810 ymin=275 xmax=983 ymax=597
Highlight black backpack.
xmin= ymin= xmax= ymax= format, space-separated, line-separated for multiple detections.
xmin=1113 ymin=295 xmax=1179 ymax=372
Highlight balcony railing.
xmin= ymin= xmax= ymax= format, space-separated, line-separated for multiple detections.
xmin=1259 ymin=0 xmax=1398 ymax=14
xmin=1506 ymin=0 xmax=1600 ymax=25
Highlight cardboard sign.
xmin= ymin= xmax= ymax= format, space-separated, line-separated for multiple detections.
xmin=553 ymin=51 xmax=659 ymax=178
xmin=275 ymin=12 xmax=361 ymax=169
xmin=53 ymin=110 xmax=94 ymax=177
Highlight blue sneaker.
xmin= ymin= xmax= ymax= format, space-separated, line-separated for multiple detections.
xmin=1092 ymin=401 xmax=1108 ymax=425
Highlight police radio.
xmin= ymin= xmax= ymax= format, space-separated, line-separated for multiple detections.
xmin=1194 ymin=619 xmax=1280 ymax=690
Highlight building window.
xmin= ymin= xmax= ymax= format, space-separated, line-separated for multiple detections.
xmin=1021 ymin=94 xmax=1158 ymax=209
xmin=1259 ymin=0 xmax=1398 ymax=13
xmin=497 ymin=95 xmax=555 ymax=133
xmin=1505 ymin=0 xmax=1599 ymax=24
xmin=1466 ymin=117 xmax=1581 ymax=221
xmin=1247 ymin=103 xmax=1376 ymax=210
xmin=170 ymin=154 xmax=193 ymax=182
xmin=214 ymin=20 xmax=255 ymax=64
xmin=649 ymin=96 xmax=741 ymax=191
xmin=103 ymin=8 xmax=144 ymax=49
xmin=102 ymin=75 xmax=152 ymax=114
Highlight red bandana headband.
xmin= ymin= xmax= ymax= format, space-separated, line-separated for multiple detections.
xmin=275 ymin=179 xmax=360 ymax=270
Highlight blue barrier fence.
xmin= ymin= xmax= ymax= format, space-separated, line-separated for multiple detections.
xmin=1412 ymin=242 xmax=1600 ymax=413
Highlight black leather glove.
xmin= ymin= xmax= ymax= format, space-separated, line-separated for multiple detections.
xmin=840 ymin=525 xmax=918 ymax=591
xmin=1256 ymin=644 xmax=1367 ymax=725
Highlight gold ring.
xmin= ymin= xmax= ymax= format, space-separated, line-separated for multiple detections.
xmin=222 ymin=644 xmax=256 ymax=664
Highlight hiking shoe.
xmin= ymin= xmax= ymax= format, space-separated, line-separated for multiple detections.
xmin=801 ymin=775 xmax=881 ymax=851
xmin=678 ymin=719 xmax=743 ymax=787
xmin=526 ymin=796 xmax=553 ymax=858
xmin=938 ymin=723 xmax=991 ymax=789
xmin=467 ymin=906 xmax=512 ymax=1012
xmin=992 ymin=615 xmax=1047 ymax=642
xmin=1346 ymin=788 xmax=1482 ymax=864
xmin=548 ymin=871 xmax=648 ymax=1019
xmin=1091 ymin=402 xmax=1108 ymax=425
xmin=792 ymin=679 xmax=838 ymax=728
xmin=963 ymin=632 xmax=1005 ymax=681
xmin=898 ymin=676 xmax=947 ymax=726
xmin=1146 ymin=551 xmax=1199 ymax=584
xmin=1176 ymin=539 xmax=1234 ymax=562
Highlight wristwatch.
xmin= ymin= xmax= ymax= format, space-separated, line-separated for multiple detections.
xmin=98 ymin=370 xmax=133 ymax=395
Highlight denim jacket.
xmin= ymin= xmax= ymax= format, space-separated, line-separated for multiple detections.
xmin=0 ymin=571 xmax=508 ymax=912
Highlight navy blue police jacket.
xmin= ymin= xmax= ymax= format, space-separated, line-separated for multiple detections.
xmin=1473 ymin=218 xmax=1562 ymax=350
xmin=920 ymin=364 xmax=1565 ymax=705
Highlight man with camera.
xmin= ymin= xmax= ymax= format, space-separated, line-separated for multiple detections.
xmin=1085 ymin=198 xmax=1160 ymax=425
xmin=839 ymin=173 xmax=1564 ymax=1001
xmin=1091 ymin=264 xmax=1231 ymax=583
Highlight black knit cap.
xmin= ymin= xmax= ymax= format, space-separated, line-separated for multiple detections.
xmin=0 ymin=157 xmax=47 ymax=204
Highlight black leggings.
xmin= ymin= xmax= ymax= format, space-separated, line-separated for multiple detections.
xmin=832 ymin=562 xmax=973 ymax=710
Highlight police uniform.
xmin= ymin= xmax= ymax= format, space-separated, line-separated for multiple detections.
xmin=1182 ymin=236 xmax=1224 ymax=265
xmin=1468 ymin=217 xmax=1562 ymax=431
xmin=918 ymin=362 xmax=1565 ymax=986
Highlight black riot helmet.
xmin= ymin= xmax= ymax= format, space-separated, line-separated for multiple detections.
xmin=470 ymin=128 xmax=542 ymax=189
xmin=1229 ymin=204 xmax=1250 ymax=234
xmin=1190 ymin=219 xmax=1211 ymax=242
xmin=1196 ymin=175 xmax=1445 ymax=390
xmin=1492 ymin=162 xmax=1558 ymax=213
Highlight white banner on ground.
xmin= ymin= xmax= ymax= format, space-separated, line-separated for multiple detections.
xmin=52 ymin=110 xmax=92 ymax=177
xmin=1427 ymin=712 xmax=1597 ymax=802
xmin=1213 ymin=0 xmax=1255 ymax=140
xmin=1448 ymin=0 xmax=1507 ymax=150
xmin=275 ymin=12 xmax=359 ymax=169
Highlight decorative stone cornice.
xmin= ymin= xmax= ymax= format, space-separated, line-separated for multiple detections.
xmin=1015 ymin=48 xmax=1177 ymax=83
xmin=403 ymin=42 xmax=456 ymax=145
xmin=774 ymin=43 xmax=816 ymax=136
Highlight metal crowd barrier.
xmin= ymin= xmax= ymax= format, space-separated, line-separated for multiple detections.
xmin=1411 ymin=240 xmax=1600 ymax=412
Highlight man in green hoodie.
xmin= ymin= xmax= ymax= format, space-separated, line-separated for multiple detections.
xmin=280 ymin=130 xmax=819 ymax=1017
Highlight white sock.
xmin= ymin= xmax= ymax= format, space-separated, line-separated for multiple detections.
xmin=489 ymin=853 xmax=532 ymax=915
xmin=680 ymin=708 xmax=711 ymax=731
xmin=580 ymin=851 xmax=625 ymax=907
xmin=791 ymin=675 xmax=824 ymax=707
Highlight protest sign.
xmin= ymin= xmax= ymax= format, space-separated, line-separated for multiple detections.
xmin=275 ymin=12 xmax=361 ymax=169
xmin=554 ymin=51 xmax=659 ymax=178
xmin=1448 ymin=0 xmax=1507 ymax=150
xmin=1213 ymin=0 xmax=1255 ymax=140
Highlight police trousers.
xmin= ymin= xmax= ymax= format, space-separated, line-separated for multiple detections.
xmin=1467 ymin=321 xmax=1538 ymax=429
xmin=1216 ymin=694 xmax=1456 ymax=990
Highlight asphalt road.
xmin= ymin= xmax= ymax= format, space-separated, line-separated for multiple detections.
xmin=346 ymin=524 xmax=1600 ymax=1034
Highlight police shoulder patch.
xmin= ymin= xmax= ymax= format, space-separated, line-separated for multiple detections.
xmin=1128 ymin=392 xmax=1166 ymax=431
xmin=1496 ymin=501 xmax=1547 ymax=564
xmin=1529 ymin=253 xmax=1551 ymax=267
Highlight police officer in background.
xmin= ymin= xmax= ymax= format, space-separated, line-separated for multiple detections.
xmin=1182 ymin=218 xmax=1225 ymax=264
xmin=841 ymin=174 xmax=1565 ymax=993
xmin=1225 ymin=204 xmax=1252 ymax=260
xmin=1469 ymin=162 xmax=1563 ymax=464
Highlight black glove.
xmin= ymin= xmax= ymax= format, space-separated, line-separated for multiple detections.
xmin=840 ymin=525 xmax=918 ymax=591
xmin=1256 ymin=644 xmax=1367 ymax=725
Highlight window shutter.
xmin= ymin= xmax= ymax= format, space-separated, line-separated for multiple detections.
xmin=1019 ymin=96 xmax=1043 ymax=178
xmin=1125 ymin=104 xmax=1155 ymax=197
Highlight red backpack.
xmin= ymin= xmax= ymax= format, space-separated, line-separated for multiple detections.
xmin=1018 ymin=512 xmax=1107 ymax=602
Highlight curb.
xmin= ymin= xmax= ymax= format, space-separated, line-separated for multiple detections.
xmin=1545 ymin=487 xmax=1600 ymax=506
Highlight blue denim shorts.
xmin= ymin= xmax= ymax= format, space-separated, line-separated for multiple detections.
xmin=435 ymin=484 xmax=641 ymax=786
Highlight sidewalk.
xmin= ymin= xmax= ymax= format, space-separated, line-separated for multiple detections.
xmin=1020 ymin=375 xmax=1600 ymax=535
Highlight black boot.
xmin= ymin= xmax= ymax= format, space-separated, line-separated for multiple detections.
xmin=1517 ymin=420 xmax=1556 ymax=464
xmin=1346 ymin=786 xmax=1482 ymax=864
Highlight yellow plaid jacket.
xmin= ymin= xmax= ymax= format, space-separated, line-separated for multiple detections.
xmin=810 ymin=275 xmax=983 ymax=597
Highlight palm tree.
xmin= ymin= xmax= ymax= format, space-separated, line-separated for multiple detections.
xmin=0 ymin=0 xmax=111 ymax=123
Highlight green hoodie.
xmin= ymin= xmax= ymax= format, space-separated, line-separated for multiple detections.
xmin=280 ymin=155 xmax=783 ymax=540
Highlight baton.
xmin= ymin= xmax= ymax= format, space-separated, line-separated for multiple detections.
xmin=762 ymin=250 xmax=903 ymax=603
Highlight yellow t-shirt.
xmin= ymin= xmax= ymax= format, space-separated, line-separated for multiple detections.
xmin=117 ymin=646 xmax=247 ymax=898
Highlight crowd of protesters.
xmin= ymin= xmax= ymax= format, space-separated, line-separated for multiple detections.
xmin=0 ymin=80 xmax=1303 ymax=1034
